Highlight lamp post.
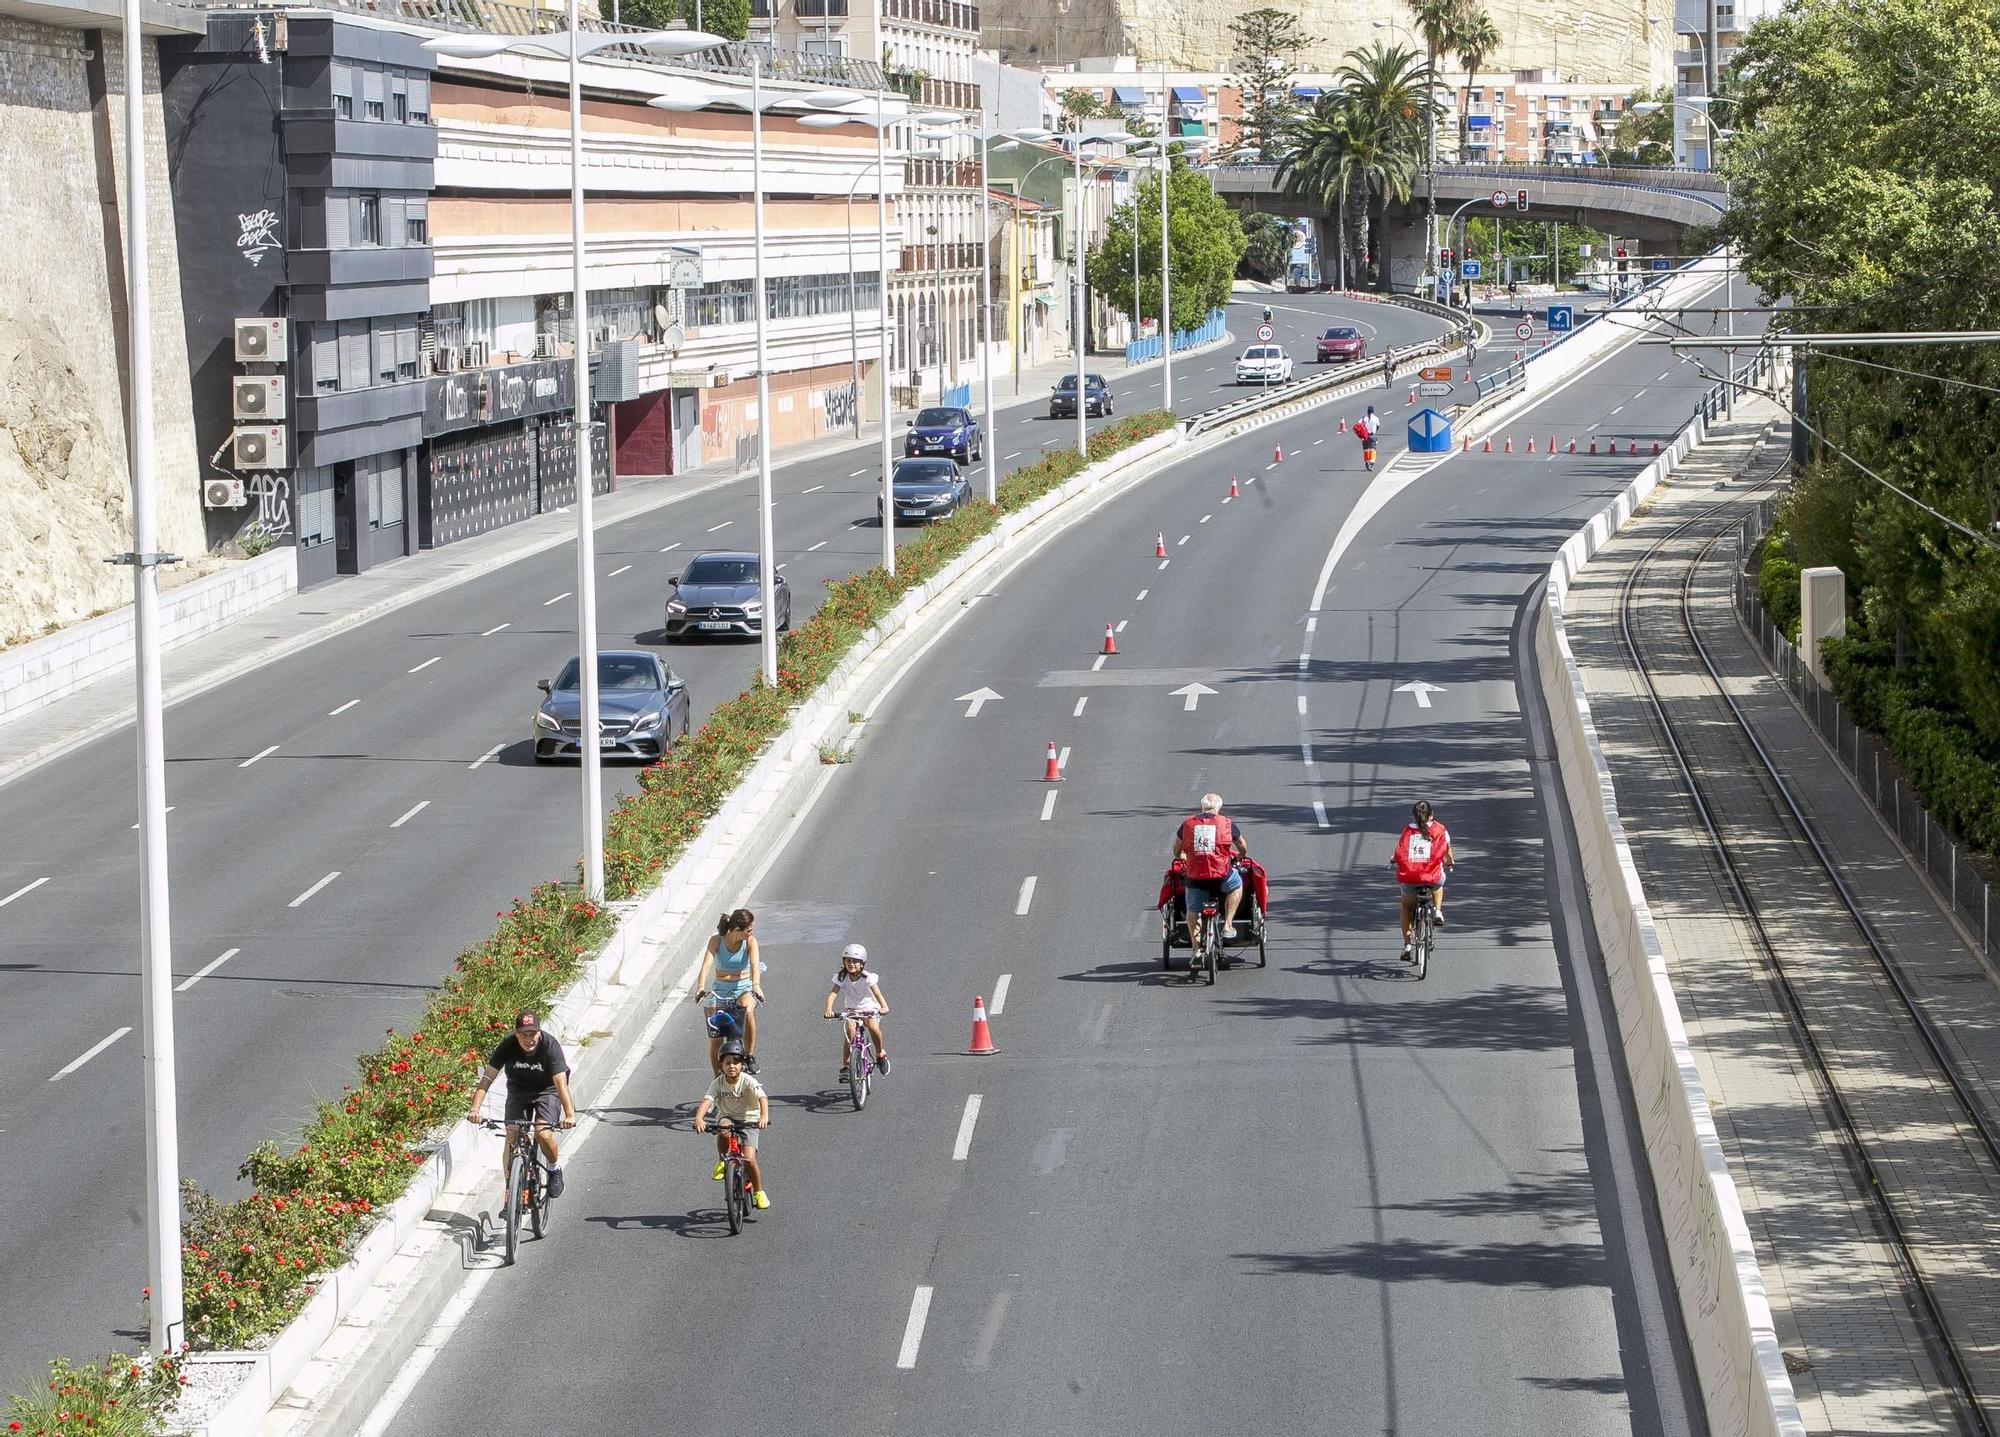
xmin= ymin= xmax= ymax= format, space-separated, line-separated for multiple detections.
xmin=427 ymin=22 xmax=724 ymax=900
xmin=1067 ymin=132 xmax=1136 ymax=454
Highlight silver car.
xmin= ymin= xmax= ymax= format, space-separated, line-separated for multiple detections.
xmin=664 ymin=551 xmax=793 ymax=640
xmin=533 ymin=650 xmax=690 ymax=763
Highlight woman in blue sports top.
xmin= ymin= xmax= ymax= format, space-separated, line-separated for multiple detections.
xmin=695 ymin=908 xmax=764 ymax=1073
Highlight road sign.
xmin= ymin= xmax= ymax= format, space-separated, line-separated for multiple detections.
xmin=1514 ymin=320 xmax=1534 ymax=340
xmin=1651 ymin=258 xmax=1671 ymax=272
xmin=1491 ymin=190 xmax=1508 ymax=208
xmin=1419 ymin=365 xmax=1453 ymax=381
xmin=1433 ymin=275 xmax=1452 ymax=304
xmin=1460 ymin=259 xmax=1482 ymax=279
xmin=1407 ymin=407 xmax=1453 ymax=454
xmin=1417 ymin=381 xmax=1453 ymax=397
xmin=1256 ymin=323 xmax=1274 ymax=341
xmin=1546 ymin=304 xmax=1574 ymax=333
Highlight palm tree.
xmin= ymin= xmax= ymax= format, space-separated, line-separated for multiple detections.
xmin=1276 ymin=99 xmax=1363 ymax=283
xmin=1276 ymin=87 xmax=1420 ymax=290
xmin=1334 ymin=43 xmax=1434 ymax=285
xmin=1454 ymin=9 xmax=1501 ymax=165
xmin=1404 ymin=0 xmax=1469 ymax=260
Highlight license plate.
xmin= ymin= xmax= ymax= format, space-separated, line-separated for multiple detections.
xmin=598 ymin=737 xmax=620 ymax=748
xmin=697 ymin=621 xmax=734 ymax=631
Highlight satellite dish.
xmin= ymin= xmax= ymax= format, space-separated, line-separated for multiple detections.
xmin=654 ymin=303 xmax=672 ymax=332
xmin=663 ymin=323 xmax=686 ymax=352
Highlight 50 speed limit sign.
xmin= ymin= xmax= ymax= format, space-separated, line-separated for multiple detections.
xmin=1514 ymin=320 xmax=1534 ymax=340
xmin=1256 ymin=323 xmax=1274 ymax=341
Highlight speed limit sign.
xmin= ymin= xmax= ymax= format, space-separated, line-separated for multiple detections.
xmin=1491 ymin=189 xmax=1508 ymax=208
xmin=1514 ymin=320 xmax=1534 ymax=340
xmin=1256 ymin=323 xmax=1274 ymax=341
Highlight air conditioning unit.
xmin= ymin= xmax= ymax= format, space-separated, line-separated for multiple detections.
xmin=433 ymin=346 xmax=460 ymax=374
xmin=232 ymin=425 xmax=289 ymax=469
xmin=234 ymin=317 xmax=289 ymax=362
xmin=463 ymin=340 xmax=490 ymax=369
xmin=535 ymin=332 xmax=561 ymax=359
xmin=203 ymin=477 xmax=247 ymax=509
xmin=233 ymin=375 xmax=286 ymax=421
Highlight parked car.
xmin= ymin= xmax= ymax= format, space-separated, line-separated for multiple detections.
xmin=533 ymin=651 xmax=689 ymax=763
xmin=1049 ymin=373 xmax=1114 ymax=418
xmin=1316 ymin=326 xmax=1368 ymax=363
xmin=904 ymin=405 xmax=983 ymax=463
xmin=1235 ymin=344 xmax=1295 ymax=385
xmin=663 ymin=551 xmax=792 ymax=640
xmin=879 ymin=457 xmax=973 ymax=525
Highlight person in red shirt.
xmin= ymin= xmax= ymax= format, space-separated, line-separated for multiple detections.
xmin=1391 ymin=799 xmax=1454 ymax=961
xmin=1173 ymin=792 xmax=1251 ymax=970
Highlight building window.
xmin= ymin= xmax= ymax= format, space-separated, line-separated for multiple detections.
xmin=373 ymin=323 xmax=397 ymax=384
xmin=311 ymin=322 xmax=338 ymax=392
xmin=336 ymin=91 xmax=353 ymax=118
xmin=363 ymin=67 xmax=385 ymax=120
xmin=393 ymin=90 xmax=408 ymax=122
xmin=406 ymin=199 xmax=428 ymax=245
xmin=296 ymin=465 xmax=335 ymax=548
xmin=338 ymin=319 xmax=370 ymax=390
xmin=410 ymin=74 xmax=431 ymax=123
xmin=358 ymin=195 xmax=381 ymax=245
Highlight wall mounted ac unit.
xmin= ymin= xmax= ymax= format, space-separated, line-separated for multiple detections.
xmin=433 ymin=346 xmax=460 ymax=373
xmin=203 ymin=478 xmax=247 ymax=509
xmin=234 ymin=317 xmax=289 ymax=362
xmin=463 ymin=340 xmax=491 ymax=368
xmin=233 ymin=375 xmax=286 ymax=421
xmin=535 ymin=332 xmax=561 ymax=359
xmin=233 ymin=425 xmax=289 ymax=469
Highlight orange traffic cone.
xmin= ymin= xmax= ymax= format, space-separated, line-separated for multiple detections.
xmin=1461 ymin=436 xmax=1470 ymax=452
xmin=1629 ymin=440 xmax=1640 ymax=456
xmin=1102 ymin=623 xmax=1117 ymax=655
xmin=1588 ymin=438 xmax=1599 ymax=455
xmin=1273 ymin=443 xmax=1284 ymax=463
xmin=1155 ymin=532 xmax=1166 ymax=557
xmin=1527 ymin=436 xmax=1536 ymax=453
xmin=1547 ymin=436 xmax=1556 ymax=453
xmin=1482 ymin=436 xmax=1493 ymax=453
xmin=966 ymin=996 xmax=998 ymax=1055
xmin=1043 ymin=741 xmax=1063 ymax=782
xmin=1504 ymin=437 xmax=1514 ymax=453
xmin=1651 ymin=440 xmax=1662 ymax=455
xmin=1339 ymin=417 xmax=1348 ymax=433
xmin=1567 ymin=438 xmax=1577 ymax=454
xmin=1228 ymin=475 xmax=1240 ymax=498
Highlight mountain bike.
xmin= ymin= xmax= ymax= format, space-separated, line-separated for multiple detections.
xmin=830 ymin=1011 xmax=879 ymax=1111
xmin=703 ymin=1118 xmax=761 ymax=1235
xmin=1409 ymin=885 xmax=1439 ymax=981
xmin=482 ymin=1116 xmax=568 ymax=1265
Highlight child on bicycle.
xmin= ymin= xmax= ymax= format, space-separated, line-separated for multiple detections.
xmin=693 ymin=1040 xmax=770 ymax=1209
xmin=822 ymin=942 xmax=890 ymax=1082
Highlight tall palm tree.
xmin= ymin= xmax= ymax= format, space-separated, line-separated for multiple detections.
xmin=1334 ymin=43 xmax=1434 ymax=285
xmin=1404 ymin=0 xmax=1469 ymax=261
xmin=1276 ymin=86 xmax=1420 ymax=290
xmin=1454 ymin=9 xmax=1501 ymax=165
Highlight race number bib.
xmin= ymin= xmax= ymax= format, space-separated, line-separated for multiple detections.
xmin=1190 ymin=824 xmax=1219 ymax=856
xmin=1406 ymin=834 xmax=1432 ymax=864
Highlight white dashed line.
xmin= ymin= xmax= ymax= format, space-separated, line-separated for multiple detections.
xmin=660 ymin=542 xmax=681 ymax=553
xmin=1003 ymin=451 xmax=1022 ymax=461
xmin=1305 ymin=617 xmax=1317 ymax=633
xmin=897 ymin=1288 xmax=935 ymax=1368
xmin=470 ymin=743 xmax=504 ymax=770
xmin=1300 ymin=742 xmax=1314 ymax=767
xmin=1057 ymin=746 xmax=1071 ymax=771
xmin=1609 ymin=404 xmax=1625 ymax=416
xmin=990 ymin=974 xmax=1011 ymax=1015
xmin=608 ymin=565 xmax=631 ymax=578
xmin=1040 ymin=791 xmax=1058 ymax=821
xmin=849 ymin=468 xmax=869 ymax=478
xmin=1298 ymin=652 xmax=1311 ymax=674
xmin=1135 ymin=589 xmax=1147 ymax=602
xmin=0 ymin=877 xmax=50 ymax=908
xmin=176 ymin=948 xmax=240 ymax=993
xmin=1264 ymin=462 xmax=1278 ymax=471
xmin=1311 ymin=437 xmax=1325 ymax=446
xmin=329 ymin=699 xmax=361 ymax=716
xmin=409 ymin=656 xmax=442 ymax=674
xmin=1244 ymin=476 xmax=1257 ymax=485
xmin=801 ymin=484 xmax=825 ymax=494
xmin=289 ymin=871 xmax=341 ymax=908
xmin=1157 ymin=559 xmax=1170 ymax=571
xmin=1072 ymin=696 xmax=1088 ymax=717
xmin=952 ymin=1096 xmax=983 ymax=1161
xmin=1091 ymin=655 xmax=1107 ymax=672
xmin=543 ymin=592 xmax=572 ymax=606
xmin=240 ymin=744 xmax=279 ymax=769
xmin=50 ymin=1028 xmax=130 ymax=1082
xmin=1297 ymin=695 xmax=1308 ymax=715
xmin=390 ymin=800 xmax=430 ymax=829
xmin=807 ymin=540 xmax=828 ymax=552
xmin=1199 ymin=514 xmax=1211 ymax=524
xmin=1015 ymin=876 xmax=1037 ymax=914
xmin=130 ymin=807 xmax=176 ymax=829
xmin=1114 ymin=620 xmax=1128 ymax=634
xmin=850 ymin=520 xmax=867 ymax=529
xmin=1313 ymin=800 xmax=1330 ymax=828
xmin=1177 ymin=535 xmax=1190 ymax=546
xmin=707 ymin=521 xmax=732 ymax=533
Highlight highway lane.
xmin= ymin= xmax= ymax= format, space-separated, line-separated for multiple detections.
xmin=0 ymin=291 xmax=1450 ymax=1372
xmin=378 ymin=275 xmax=1755 ymax=1436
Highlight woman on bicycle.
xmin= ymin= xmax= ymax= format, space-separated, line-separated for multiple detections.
xmin=1391 ymin=799 xmax=1453 ymax=960
xmin=693 ymin=1040 xmax=770 ymax=1209
xmin=695 ymin=909 xmax=764 ymax=1074
xmin=822 ymin=942 xmax=890 ymax=1082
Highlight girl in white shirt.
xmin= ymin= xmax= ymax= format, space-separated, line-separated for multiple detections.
xmin=822 ymin=942 xmax=890 ymax=1080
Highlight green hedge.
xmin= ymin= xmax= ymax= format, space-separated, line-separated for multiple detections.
xmin=1755 ymin=525 xmax=1802 ymax=642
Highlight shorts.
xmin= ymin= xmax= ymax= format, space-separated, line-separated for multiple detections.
xmin=708 ymin=980 xmax=754 ymax=1007
xmin=504 ymin=1087 xmax=561 ymax=1127
xmin=714 ymin=1120 xmax=761 ymax=1150
xmin=1182 ymin=866 xmax=1243 ymax=905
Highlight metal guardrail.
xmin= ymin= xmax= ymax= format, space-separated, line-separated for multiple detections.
xmin=1183 ymin=332 xmax=1456 ymax=439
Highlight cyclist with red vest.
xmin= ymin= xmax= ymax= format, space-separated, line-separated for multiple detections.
xmin=1173 ymin=792 xmax=1251 ymax=969
xmin=1392 ymin=799 xmax=1453 ymax=960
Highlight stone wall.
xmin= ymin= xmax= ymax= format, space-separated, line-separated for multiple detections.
xmin=0 ymin=16 xmax=206 ymax=649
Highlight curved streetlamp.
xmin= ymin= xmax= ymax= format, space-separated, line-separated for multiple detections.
xmin=1064 ymin=131 xmax=1139 ymax=454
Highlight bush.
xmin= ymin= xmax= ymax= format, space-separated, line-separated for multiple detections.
xmin=5 ymin=1351 xmax=186 ymax=1436
xmin=1755 ymin=524 xmax=1801 ymax=641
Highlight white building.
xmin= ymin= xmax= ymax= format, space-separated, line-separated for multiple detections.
xmin=1668 ymin=0 xmax=1776 ymax=168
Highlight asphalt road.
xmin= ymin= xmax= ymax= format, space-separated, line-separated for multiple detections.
xmin=374 ymin=273 xmax=1760 ymax=1436
xmin=0 ymin=292 xmax=1452 ymax=1372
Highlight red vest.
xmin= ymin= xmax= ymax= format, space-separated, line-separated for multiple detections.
xmin=1393 ymin=820 xmax=1449 ymax=884
xmin=1179 ymin=813 xmax=1236 ymax=880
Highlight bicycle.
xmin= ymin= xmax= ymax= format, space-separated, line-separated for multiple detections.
xmin=481 ymin=1116 xmax=569 ymax=1265
xmin=1408 ymin=884 xmax=1439 ymax=981
xmin=1191 ymin=898 xmax=1221 ymax=986
xmin=700 ymin=1118 xmax=761 ymax=1235
xmin=827 ymin=1011 xmax=879 ymax=1111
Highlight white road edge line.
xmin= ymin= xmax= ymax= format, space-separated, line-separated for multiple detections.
xmin=1015 ymin=876 xmax=1037 ymax=915
xmin=0 ymin=876 xmax=50 ymax=907
xmin=240 ymin=744 xmax=279 ymax=769
xmin=481 ymin=623 xmax=510 ymax=637
xmin=989 ymin=974 xmax=1011 ymax=1016
xmin=289 ymin=871 xmax=341 ymax=908
xmin=470 ymin=744 xmax=504 ymax=770
xmin=408 ymin=656 xmax=442 ymax=674
xmin=176 ymin=948 xmax=240 ymax=993
xmin=1040 ymin=791 xmax=1058 ymax=821
xmin=952 ymin=1096 xmax=983 ymax=1161
xmin=329 ymin=699 xmax=361 ymax=715
xmin=897 ymin=1287 xmax=935 ymax=1368
xmin=391 ymin=800 xmax=431 ymax=830
xmin=50 ymin=1027 xmax=131 ymax=1082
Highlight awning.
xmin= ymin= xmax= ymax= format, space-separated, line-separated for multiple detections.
xmin=1292 ymin=85 xmax=1322 ymax=100
xmin=1170 ymin=85 xmax=1204 ymax=104
xmin=1172 ymin=117 xmax=1205 ymax=137
xmin=1112 ymin=86 xmax=1147 ymax=106
xmin=1032 ymin=294 xmax=1054 ymax=306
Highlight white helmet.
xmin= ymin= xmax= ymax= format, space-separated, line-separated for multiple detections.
xmin=841 ymin=942 xmax=868 ymax=964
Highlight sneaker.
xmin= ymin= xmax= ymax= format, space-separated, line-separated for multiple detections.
xmin=1400 ymin=943 xmax=1413 ymax=961
xmin=546 ymin=1167 xmax=565 ymax=1200
xmin=752 ymin=1189 xmax=771 ymax=1210
xmin=1222 ymin=924 xmax=1238 ymax=940
xmin=744 ymin=1054 xmax=761 ymax=1076
xmin=712 ymin=1159 xmax=726 ymax=1181
xmin=877 ymin=1055 xmax=891 ymax=1076
xmin=1433 ymin=911 xmax=1446 ymax=928
xmin=838 ymin=1065 xmax=852 ymax=1084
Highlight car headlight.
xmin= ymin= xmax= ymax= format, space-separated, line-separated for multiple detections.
xmin=536 ymin=711 xmax=562 ymax=731
xmin=667 ymin=601 xmax=687 ymax=615
xmin=630 ymin=710 xmax=663 ymax=733
xmin=742 ymin=600 xmax=763 ymax=613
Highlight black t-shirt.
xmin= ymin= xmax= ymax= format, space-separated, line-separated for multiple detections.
xmin=486 ymin=1031 xmax=569 ymax=1095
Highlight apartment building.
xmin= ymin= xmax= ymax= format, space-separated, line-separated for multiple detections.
xmin=1036 ymin=56 xmax=1241 ymax=153
xmin=1670 ymin=0 xmax=1775 ymax=168
xmin=1446 ymin=71 xmax=1637 ymax=165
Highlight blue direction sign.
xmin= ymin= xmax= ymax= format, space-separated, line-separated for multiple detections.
xmin=1651 ymin=257 xmax=1671 ymax=272
xmin=1460 ymin=259 xmax=1482 ymax=280
xmin=1546 ymin=304 xmax=1575 ymax=333
xmin=1407 ymin=407 xmax=1453 ymax=454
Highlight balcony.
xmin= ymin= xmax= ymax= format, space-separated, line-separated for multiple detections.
xmin=749 ymin=0 xmax=773 ymax=19
xmin=881 ymin=0 xmax=980 ymax=32
xmin=795 ymin=0 xmax=847 ymax=16
xmin=919 ymin=76 xmax=979 ymax=111
xmin=904 ymin=155 xmax=980 ymax=189
xmin=897 ymin=242 xmax=981 ymax=272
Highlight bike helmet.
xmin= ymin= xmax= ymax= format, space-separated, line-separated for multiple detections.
xmin=840 ymin=942 xmax=868 ymax=964
xmin=717 ymin=1039 xmax=748 ymax=1062
xmin=706 ymin=1007 xmax=741 ymax=1040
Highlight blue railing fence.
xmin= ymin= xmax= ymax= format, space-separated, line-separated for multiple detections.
xmin=942 ymin=382 xmax=972 ymax=408
xmin=1125 ymin=308 xmax=1227 ymax=366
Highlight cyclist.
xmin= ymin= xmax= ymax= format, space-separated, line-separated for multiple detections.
xmin=693 ymin=1039 xmax=770 ymax=1209
xmin=1382 ymin=349 xmax=1396 ymax=388
xmin=1391 ymin=799 xmax=1454 ymax=961
xmin=1261 ymin=304 xmax=1274 ymax=324
xmin=694 ymin=908 xmax=764 ymax=1074
xmin=823 ymin=942 xmax=890 ymax=1081
xmin=1172 ymin=792 xmax=1250 ymax=972
xmin=467 ymin=1009 xmax=575 ymax=1199
xmin=1356 ymin=405 xmax=1381 ymax=471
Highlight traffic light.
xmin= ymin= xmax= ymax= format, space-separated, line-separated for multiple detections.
xmin=1438 ymin=246 xmax=1453 ymax=266
xmin=1515 ymin=189 xmax=1529 ymax=211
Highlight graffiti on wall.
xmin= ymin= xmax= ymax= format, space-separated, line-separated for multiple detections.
xmin=236 ymin=209 xmax=281 ymax=267
xmin=245 ymin=472 xmax=292 ymax=534
xmin=821 ymin=381 xmax=858 ymax=433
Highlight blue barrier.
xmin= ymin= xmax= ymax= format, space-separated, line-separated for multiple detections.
xmin=1124 ymin=309 xmax=1227 ymax=365
xmin=942 ymin=382 xmax=971 ymax=408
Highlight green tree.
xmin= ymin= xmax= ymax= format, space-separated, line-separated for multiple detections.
xmin=1462 ymin=216 xmax=1603 ymax=285
xmin=1059 ymin=89 xmax=1113 ymax=131
xmin=1229 ymin=7 xmax=1306 ymax=160
xmin=1607 ymin=85 xmax=1674 ymax=164
xmin=617 ymin=0 xmax=747 ymax=37
xmin=1333 ymin=43 xmax=1432 ymax=284
xmin=1085 ymin=159 xmax=1247 ymax=332
xmin=1240 ymin=211 xmax=1294 ymax=281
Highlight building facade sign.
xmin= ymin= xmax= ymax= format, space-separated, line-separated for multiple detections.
xmin=424 ymin=357 xmax=578 ymax=437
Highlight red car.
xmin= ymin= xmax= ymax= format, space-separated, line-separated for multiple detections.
xmin=1316 ymin=326 xmax=1367 ymax=363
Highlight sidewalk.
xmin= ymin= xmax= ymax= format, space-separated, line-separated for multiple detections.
xmin=1563 ymin=403 xmax=2000 ymax=1431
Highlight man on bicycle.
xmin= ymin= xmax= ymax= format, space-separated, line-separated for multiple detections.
xmin=693 ymin=1040 xmax=770 ymax=1209
xmin=1392 ymin=800 xmax=1454 ymax=960
xmin=1356 ymin=405 xmax=1381 ymax=471
xmin=468 ymin=1010 xmax=575 ymax=1198
xmin=823 ymin=942 xmax=890 ymax=1081
xmin=1173 ymin=793 xmax=1250 ymax=972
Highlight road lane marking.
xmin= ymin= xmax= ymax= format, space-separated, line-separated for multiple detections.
xmin=1091 ymin=655 xmax=1107 ymax=672
xmin=1609 ymin=404 xmax=1625 ymax=416
xmin=176 ymin=948 xmax=240 ymax=993
xmin=802 ymin=484 xmax=825 ymax=493
xmin=1040 ymin=791 xmax=1057 ymax=821
xmin=1177 ymin=535 xmax=1189 ymax=546
xmin=289 ymin=871 xmax=341 ymax=908
xmin=1634 ymin=388 xmax=1648 ymax=399
xmin=329 ymin=699 xmax=361 ymax=715
xmin=952 ymin=1096 xmax=983 ymax=1161
xmin=849 ymin=468 xmax=869 ymax=478
xmin=131 ymin=807 xmax=177 ymax=829
xmin=1072 ymin=696 xmax=1087 ymax=718
xmin=1298 ymin=652 xmax=1311 ymax=674
xmin=966 ymin=1291 xmax=1011 ymax=1372
xmin=1264 ymin=462 xmax=1277 ymax=471
xmin=990 ymin=974 xmax=1011 ymax=1015
xmin=1312 ymin=437 xmax=1325 ymax=445
xmin=0 ymin=877 xmax=50 ymax=907
xmin=1297 ymin=696 xmax=1308 ymax=715
xmin=470 ymin=744 xmax=504 ymax=770
xmin=897 ymin=1287 xmax=934 ymax=1368
xmin=1114 ymin=620 xmax=1128 ymax=634
xmin=1135 ymin=589 xmax=1147 ymax=602
xmin=1305 ymin=617 xmax=1317 ymax=633
xmin=807 ymin=540 xmax=828 ymax=552
xmin=659 ymin=542 xmax=680 ymax=553
xmin=50 ymin=1027 xmax=130 ymax=1081
xmin=542 ymin=592 xmax=571 ymax=606
xmin=1085 ymin=1003 xmax=1111 ymax=1043
xmin=850 ymin=520 xmax=867 ymax=529
xmin=1200 ymin=514 xmax=1211 ymax=523
xmin=390 ymin=801 xmax=430 ymax=829
xmin=1313 ymin=800 xmax=1330 ymax=828
xmin=1003 ymin=451 xmax=1022 ymax=461
xmin=1157 ymin=559 xmax=1170 ymax=570
xmin=707 ymin=520 xmax=732 ymax=532
xmin=1057 ymin=746 xmax=1070 ymax=771
xmin=408 ymin=656 xmax=442 ymax=674
xmin=777 ymin=563 xmax=788 ymax=572
xmin=1015 ymin=876 xmax=1037 ymax=914
xmin=608 ymin=565 xmax=631 ymax=578
xmin=240 ymin=745 xmax=279 ymax=769
xmin=1244 ymin=476 xmax=1256 ymax=485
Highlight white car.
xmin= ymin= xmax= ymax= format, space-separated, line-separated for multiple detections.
xmin=1235 ymin=344 xmax=1294 ymax=385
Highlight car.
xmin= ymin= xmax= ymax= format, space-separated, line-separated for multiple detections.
xmin=533 ymin=650 xmax=689 ymax=763
xmin=1316 ymin=326 xmax=1368 ymax=363
xmin=904 ymin=405 xmax=983 ymax=463
xmin=878 ymin=456 xmax=973 ymax=525
xmin=1049 ymin=373 xmax=1113 ymax=418
xmin=663 ymin=551 xmax=792 ymax=641
xmin=1235 ymin=344 xmax=1294 ymax=385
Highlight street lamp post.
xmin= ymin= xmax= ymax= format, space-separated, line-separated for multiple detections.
xmin=1067 ymin=132 xmax=1135 ymax=454
xmin=428 ymin=22 xmax=725 ymax=897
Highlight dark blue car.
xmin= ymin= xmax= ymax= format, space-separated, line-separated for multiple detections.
xmin=904 ymin=405 xmax=983 ymax=463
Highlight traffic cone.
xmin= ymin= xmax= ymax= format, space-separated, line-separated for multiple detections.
xmin=1547 ymin=436 xmax=1556 ymax=453
xmin=1589 ymin=438 xmax=1599 ymax=455
xmin=1155 ymin=532 xmax=1166 ymax=557
xmin=1527 ymin=435 xmax=1536 ymax=453
xmin=1102 ymin=623 xmax=1117 ymax=655
xmin=1461 ymin=436 xmax=1470 ymax=452
xmin=1042 ymin=740 xmax=1063 ymax=782
xmin=1339 ymin=416 xmax=1348 ymax=433
xmin=1273 ymin=443 xmax=1283 ymax=463
xmin=1651 ymin=440 xmax=1662 ymax=455
xmin=1482 ymin=436 xmax=1492 ymax=453
xmin=965 ymin=996 xmax=998 ymax=1055
xmin=1406 ymin=390 xmax=1416 ymax=405
xmin=1228 ymin=474 xmax=1240 ymax=498
xmin=1567 ymin=438 xmax=1577 ymax=454
xmin=1504 ymin=437 xmax=1513 ymax=454
xmin=1629 ymin=440 xmax=1640 ymax=456
xmin=1462 ymin=368 xmax=1472 ymax=382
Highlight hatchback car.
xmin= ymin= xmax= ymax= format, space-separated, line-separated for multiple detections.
xmin=664 ymin=551 xmax=792 ymax=640
xmin=533 ymin=651 xmax=689 ymax=763
xmin=1316 ymin=326 xmax=1368 ymax=363
xmin=1235 ymin=344 xmax=1294 ymax=385
xmin=878 ymin=457 xmax=974 ymax=526
xmin=1049 ymin=373 xmax=1113 ymax=418
xmin=904 ymin=405 xmax=983 ymax=463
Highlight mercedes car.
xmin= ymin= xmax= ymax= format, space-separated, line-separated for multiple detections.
xmin=1049 ymin=373 xmax=1113 ymax=419
xmin=663 ymin=551 xmax=792 ymax=640
xmin=904 ymin=405 xmax=984 ymax=463
xmin=533 ymin=651 xmax=690 ymax=763
xmin=878 ymin=456 xmax=974 ymax=525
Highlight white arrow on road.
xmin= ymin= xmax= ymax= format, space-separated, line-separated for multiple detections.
xmin=1170 ymin=682 xmax=1218 ymax=712
xmin=956 ymin=687 xmax=1003 ymax=718
xmin=1395 ymin=680 xmax=1446 ymax=709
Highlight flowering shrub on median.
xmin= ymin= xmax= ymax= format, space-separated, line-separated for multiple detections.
xmin=4 ymin=1351 xmax=186 ymax=1436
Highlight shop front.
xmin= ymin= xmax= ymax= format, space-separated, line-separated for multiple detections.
xmin=419 ymin=358 xmax=611 ymax=549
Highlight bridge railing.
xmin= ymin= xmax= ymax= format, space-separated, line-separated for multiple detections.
xmin=1124 ymin=308 xmax=1227 ymax=366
